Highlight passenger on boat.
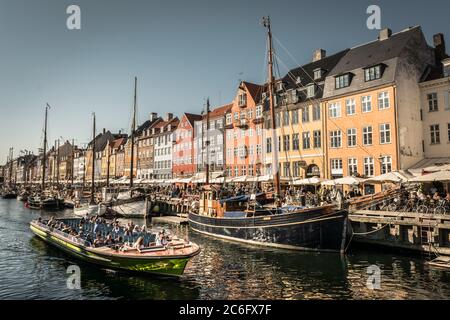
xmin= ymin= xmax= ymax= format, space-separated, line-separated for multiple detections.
xmin=93 ymin=233 xmax=105 ymax=247
xmin=105 ymin=234 xmax=115 ymax=246
xmin=133 ymin=236 xmax=145 ymax=253
xmin=47 ymin=217 xmax=54 ymax=226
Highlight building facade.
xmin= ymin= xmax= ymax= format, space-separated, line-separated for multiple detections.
xmin=152 ymin=114 xmax=179 ymax=179
xmin=173 ymin=113 xmax=202 ymax=177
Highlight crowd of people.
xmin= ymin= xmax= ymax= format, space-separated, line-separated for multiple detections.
xmin=39 ymin=215 xmax=172 ymax=252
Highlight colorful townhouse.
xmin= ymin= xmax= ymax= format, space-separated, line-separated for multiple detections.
xmin=152 ymin=113 xmax=179 ymax=179
xmin=172 ymin=113 xmax=202 ymax=178
xmin=322 ymin=27 xmax=437 ymax=192
xmin=262 ymin=48 xmax=349 ymax=180
xmin=225 ymin=81 xmax=265 ymax=177
xmin=418 ymin=46 xmax=450 ymax=162
xmin=194 ymin=103 xmax=232 ymax=175
xmin=136 ymin=113 xmax=161 ymax=180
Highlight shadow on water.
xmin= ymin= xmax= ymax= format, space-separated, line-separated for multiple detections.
xmin=28 ymin=236 xmax=201 ymax=300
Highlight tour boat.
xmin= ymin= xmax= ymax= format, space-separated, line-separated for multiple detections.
xmin=30 ymin=218 xmax=200 ymax=277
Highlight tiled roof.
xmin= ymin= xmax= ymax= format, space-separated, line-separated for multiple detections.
xmin=242 ymin=81 xmax=265 ymax=104
xmin=184 ymin=113 xmax=203 ymax=126
xmin=329 ymin=26 xmax=423 ymax=76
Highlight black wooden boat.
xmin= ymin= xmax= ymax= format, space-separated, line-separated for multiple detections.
xmin=189 ymin=190 xmax=348 ymax=253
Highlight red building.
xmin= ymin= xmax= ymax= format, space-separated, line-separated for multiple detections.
xmin=172 ymin=113 xmax=202 ymax=177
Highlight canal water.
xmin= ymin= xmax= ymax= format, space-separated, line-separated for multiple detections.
xmin=1 ymin=198 xmax=450 ymax=300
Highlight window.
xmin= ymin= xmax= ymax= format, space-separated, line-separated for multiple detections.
xmin=347 ymin=128 xmax=357 ymax=147
xmin=247 ymin=108 xmax=253 ymax=119
xmin=331 ymin=159 xmax=343 ymax=175
xmin=346 ymin=98 xmax=356 ymax=115
xmin=283 ymin=135 xmax=290 ymax=151
xmin=291 ymin=109 xmax=299 ymax=124
xmin=306 ymin=85 xmax=315 ymax=98
xmin=283 ymin=163 xmax=291 ymax=177
xmin=256 ymin=105 xmax=263 ymax=118
xmin=428 ymin=93 xmax=439 ymax=112
xmin=301 ymin=106 xmax=310 ymax=123
xmin=364 ymin=157 xmax=374 ymax=177
xmin=256 ymin=126 xmax=262 ymax=136
xmin=238 ymin=93 xmax=247 ymax=106
xmin=302 ymin=132 xmax=311 ymax=149
xmin=313 ymin=130 xmax=321 ymax=148
xmin=380 ymin=123 xmax=391 ymax=144
xmin=330 ymin=130 xmax=342 ymax=148
xmin=335 ymin=74 xmax=350 ymax=89
xmin=448 ymin=123 xmax=450 ymax=142
xmin=361 ymin=96 xmax=372 ymax=113
xmin=430 ymin=124 xmax=440 ymax=144
xmin=363 ymin=126 xmax=373 ymax=145
xmin=378 ymin=92 xmax=390 ymax=109
xmin=266 ymin=138 xmax=272 ymax=153
xmin=275 ymin=113 xmax=281 ymax=128
xmin=329 ymin=102 xmax=341 ymax=118
xmin=313 ymin=105 xmax=321 ymax=121
xmin=314 ymin=69 xmax=322 ymax=80
xmin=348 ymin=158 xmax=358 ymax=176
xmin=364 ymin=65 xmax=382 ymax=81
xmin=287 ymin=90 xmax=298 ymax=104
xmin=292 ymin=134 xmax=300 ymax=150
xmin=293 ymin=161 xmax=301 ymax=177
xmin=283 ymin=111 xmax=290 ymax=126
xmin=234 ymin=112 xmax=239 ymax=121
xmin=381 ymin=156 xmax=392 ymax=174
xmin=256 ymin=144 xmax=262 ymax=155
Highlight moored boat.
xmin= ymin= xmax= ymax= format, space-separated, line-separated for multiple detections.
xmin=30 ymin=218 xmax=200 ymax=276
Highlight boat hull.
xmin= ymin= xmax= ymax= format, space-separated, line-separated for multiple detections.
xmin=110 ymin=199 xmax=147 ymax=218
xmin=73 ymin=204 xmax=106 ymax=217
xmin=188 ymin=208 xmax=348 ymax=253
xmin=30 ymin=223 xmax=194 ymax=276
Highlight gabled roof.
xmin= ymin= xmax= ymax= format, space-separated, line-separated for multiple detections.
xmin=152 ymin=117 xmax=180 ymax=133
xmin=136 ymin=117 xmax=162 ymax=135
xmin=110 ymin=136 xmax=128 ymax=150
xmin=184 ymin=113 xmax=202 ymax=126
xmin=208 ymin=103 xmax=233 ymax=118
xmin=241 ymin=81 xmax=265 ymax=104
xmin=89 ymin=131 xmax=127 ymax=152
xmin=330 ymin=26 xmax=423 ymax=76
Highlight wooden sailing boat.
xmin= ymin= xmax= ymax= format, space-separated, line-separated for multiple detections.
xmin=109 ymin=77 xmax=148 ymax=217
xmin=188 ymin=17 xmax=349 ymax=253
xmin=73 ymin=113 xmax=106 ymax=216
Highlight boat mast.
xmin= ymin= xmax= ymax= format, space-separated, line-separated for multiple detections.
xmin=130 ymin=76 xmax=137 ymax=190
xmin=42 ymin=104 xmax=49 ymax=190
xmin=71 ymin=138 xmax=75 ymax=186
xmin=205 ymin=98 xmax=210 ymax=185
xmin=262 ymin=16 xmax=281 ymax=200
xmin=90 ymin=113 xmax=96 ymax=205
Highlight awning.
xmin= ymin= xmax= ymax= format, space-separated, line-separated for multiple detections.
xmin=321 ymin=176 xmax=366 ymax=186
xmin=364 ymin=171 xmax=414 ymax=184
xmin=291 ymin=177 xmax=325 ymax=186
xmin=408 ymin=158 xmax=450 ymax=174
xmin=408 ymin=170 xmax=450 ymax=183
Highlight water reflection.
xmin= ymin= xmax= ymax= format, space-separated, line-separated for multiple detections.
xmin=1 ymin=199 xmax=450 ymax=300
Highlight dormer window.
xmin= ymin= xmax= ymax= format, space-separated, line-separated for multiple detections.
xmin=306 ymin=85 xmax=315 ymax=99
xmin=364 ymin=64 xmax=383 ymax=82
xmin=335 ymin=74 xmax=351 ymax=89
xmin=313 ymin=68 xmax=323 ymax=80
xmin=276 ymin=82 xmax=284 ymax=92
xmin=287 ymin=89 xmax=298 ymax=104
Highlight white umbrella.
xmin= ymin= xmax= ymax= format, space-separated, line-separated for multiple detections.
xmin=364 ymin=171 xmax=413 ymax=184
xmin=321 ymin=176 xmax=365 ymax=186
xmin=408 ymin=170 xmax=450 ymax=183
xmin=291 ymin=177 xmax=325 ymax=186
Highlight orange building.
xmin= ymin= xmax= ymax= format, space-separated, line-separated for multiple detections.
xmin=225 ymin=81 xmax=265 ymax=177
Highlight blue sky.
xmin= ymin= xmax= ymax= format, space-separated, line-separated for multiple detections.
xmin=1 ymin=0 xmax=450 ymax=163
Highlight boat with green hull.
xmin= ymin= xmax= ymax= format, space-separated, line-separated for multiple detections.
xmin=30 ymin=219 xmax=200 ymax=277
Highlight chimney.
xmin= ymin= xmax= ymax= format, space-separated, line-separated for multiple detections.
xmin=312 ymin=49 xmax=326 ymax=62
xmin=166 ymin=113 xmax=173 ymax=121
xmin=118 ymin=130 xmax=121 ymax=135
xmin=433 ymin=33 xmax=447 ymax=62
xmin=150 ymin=112 xmax=158 ymax=122
xmin=102 ymin=128 xmax=106 ymax=134
xmin=379 ymin=28 xmax=392 ymax=41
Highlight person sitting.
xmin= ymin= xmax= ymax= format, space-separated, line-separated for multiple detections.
xmin=133 ymin=236 xmax=145 ymax=253
xmin=93 ymin=233 xmax=105 ymax=247
xmin=445 ymin=193 xmax=450 ymax=202
xmin=47 ymin=217 xmax=54 ymax=226
xmin=105 ymin=234 xmax=115 ymax=246
xmin=433 ymin=192 xmax=441 ymax=201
